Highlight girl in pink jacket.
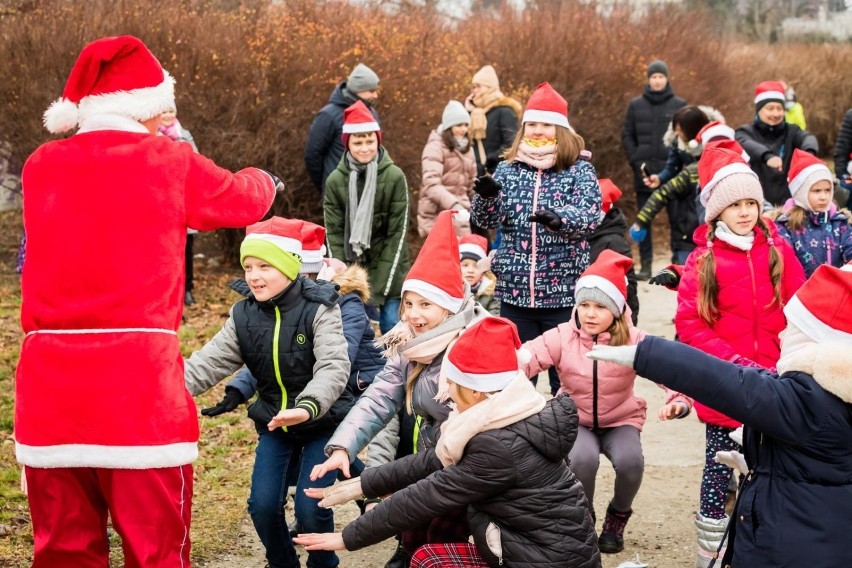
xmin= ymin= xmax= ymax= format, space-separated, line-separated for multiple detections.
xmin=522 ymin=250 xmax=692 ymax=555
xmin=674 ymin=142 xmax=804 ymax=565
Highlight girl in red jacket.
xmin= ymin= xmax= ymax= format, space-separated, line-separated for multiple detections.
xmin=522 ymin=250 xmax=693 ymax=554
xmin=674 ymin=142 xmax=804 ymax=566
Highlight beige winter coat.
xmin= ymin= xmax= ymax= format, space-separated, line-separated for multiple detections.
xmin=417 ymin=130 xmax=477 ymax=237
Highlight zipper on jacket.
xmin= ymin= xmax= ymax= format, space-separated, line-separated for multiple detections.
xmin=273 ymin=306 xmax=289 ymax=432
xmin=746 ymin=251 xmax=760 ymax=359
xmin=592 ymin=335 xmax=599 ymax=430
xmin=528 ymin=168 xmax=542 ymax=308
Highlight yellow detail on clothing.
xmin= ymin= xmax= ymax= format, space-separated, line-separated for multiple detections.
xmin=413 ymin=414 xmax=423 ymax=454
xmin=273 ymin=306 xmax=288 ymax=431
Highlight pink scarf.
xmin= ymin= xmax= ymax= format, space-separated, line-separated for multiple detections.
xmin=158 ymin=119 xmax=182 ymax=141
xmin=515 ymin=138 xmax=557 ymax=170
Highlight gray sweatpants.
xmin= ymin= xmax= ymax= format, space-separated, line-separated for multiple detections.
xmin=568 ymin=424 xmax=644 ymax=513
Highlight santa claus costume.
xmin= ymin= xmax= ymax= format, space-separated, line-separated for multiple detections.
xmin=16 ymin=35 xmax=276 ymax=566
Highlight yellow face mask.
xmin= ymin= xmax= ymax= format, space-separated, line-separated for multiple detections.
xmin=522 ymin=136 xmax=557 ymax=148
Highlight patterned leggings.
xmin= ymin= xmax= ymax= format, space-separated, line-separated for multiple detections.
xmin=700 ymin=423 xmax=741 ymax=519
xmin=410 ymin=543 xmax=489 ymax=567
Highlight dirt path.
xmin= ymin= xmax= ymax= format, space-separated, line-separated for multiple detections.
xmin=205 ymin=279 xmax=706 ymax=568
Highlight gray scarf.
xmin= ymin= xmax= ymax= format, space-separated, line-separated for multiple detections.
xmin=344 ymin=151 xmax=379 ymax=261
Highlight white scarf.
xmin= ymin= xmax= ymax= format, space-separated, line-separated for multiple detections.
xmin=776 ymin=323 xmax=814 ymax=373
xmin=435 ymin=373 xmax=546 ymax=466
xmin=714 ymin=221 xmax=755 ymax=251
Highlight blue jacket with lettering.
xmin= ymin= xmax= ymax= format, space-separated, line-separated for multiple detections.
xmin=471 ymin=158 xmax=601 ymax=309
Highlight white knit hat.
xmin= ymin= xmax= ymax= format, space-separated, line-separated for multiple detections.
xmin=439 ymin=100 xmax=470 ymax=133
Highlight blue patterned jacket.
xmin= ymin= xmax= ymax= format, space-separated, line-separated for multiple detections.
xmin=471 ymin=158 xmax=601 ymax=308
xmin=776 ymin=204 xmax=852 ymax=278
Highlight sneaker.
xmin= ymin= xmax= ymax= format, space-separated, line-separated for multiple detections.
xmin=184 ymin=291 xmax=196 ymax=306
xmin=384 ymin=542 xmax=411 ymax=568
xmin=599 ymin=504 xmax=632 ymax=554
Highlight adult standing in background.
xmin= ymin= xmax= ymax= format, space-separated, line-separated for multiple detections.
xmin=834 ymin=108 xmax=852 ymax=207
xmin=621 ymin=59 xmax=686 ymax=280
xmin=464 ymin=65 xmax=522 ymax=177
xmin=305 ymin=63 xmax=380 ymax=195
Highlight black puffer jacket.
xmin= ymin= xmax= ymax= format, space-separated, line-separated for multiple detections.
xmin=588 ymin=207 xmax=639 ymax=324
xmin=342 ymin=396 xmax=601 ymax=568
xmin=304 ymin=82 xmax=380 ymax=193
xmin=834 ymin=108 xmax=852 ymax=179
xmin=621 ymin=84 xmax=686 ymax=194
xmin=474 ymin=103 xmax=522 ymax=175
xmin=735 ymin=119 xmax=818 ymax=207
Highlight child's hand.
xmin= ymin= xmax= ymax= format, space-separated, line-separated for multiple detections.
xmin=268 ymin=408 xmax=310 ymax=431
xmin=658 ymin=402 xmax=685 ymax=421
xmin=306 ymin=477 xmax=363 ymax=508
xmin=293 ymin=532 xmax=346 ymax=551
xmin=310 ymin=449 xmax=352 ymax=481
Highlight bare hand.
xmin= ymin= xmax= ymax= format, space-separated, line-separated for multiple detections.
xmin=766 ymin=156 xmax=783 ymax=171
xmin=293 ymin=532 xmax=346 ymax=551
xmin=310 ymin=449 xmax=351 ymax=481
xmin=268 ymin=408 xmax=310 ymax=431
xmin=643 ymin=174 xmax=661 ymax=189
xmin=303 ymin=487 xmax=325 ymax=500
xmin=658 ymin=402 xmax=684 ymax=421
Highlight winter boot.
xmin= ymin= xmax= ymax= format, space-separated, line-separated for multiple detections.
xmin=695 ymin=513 xmax=729 ymax=568
xmin=598 ymin=504 xmax=632 ymax=553
xmin=384 ymin=538 xmax=411 ymax=568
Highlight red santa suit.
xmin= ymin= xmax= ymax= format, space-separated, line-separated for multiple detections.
xmin=15 ymin=35 xmax=276 ymax=567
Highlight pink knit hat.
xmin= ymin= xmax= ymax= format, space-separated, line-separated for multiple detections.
xmin=698 ymin=142 xmax=763 ymax=222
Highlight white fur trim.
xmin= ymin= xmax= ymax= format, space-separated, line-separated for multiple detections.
xmin=443 ymin=358 xmax=516 ymax=392
xmin=755 ymin=90 xmax=785 ymax=105
xmin=343 ymin=121 xmax=380 ymax=134
xmin=301 ymin=245 xmax=326 ymax=264
xmin=454 ymin=209 xmax=470 ymax=224
xmin=699 ymin=163 xmax=758 ymax=206
xmin=575 ymin=274 xmax=626 ymax=312
xmin=16 ymin=441 xmax=198 ymax=468
xmin=700 ymin=123 xmax=735 ymax=143
xmin=788 ymin=162 xmax=832 ymax=199
xmin=784 ymin=295 xmax=852 ymax=344
xmin=243 ymin=233 xmax=302 ymax=257
xmin=43 ymin=99 xmax=80 ymax=134
xmin=459 ymin=242 xmax=486 ymax=260
xmin=688 ymin=139 xmax=699 ymax=149
xmin=517 ymin=347 xmax=532 ymax=366
xmin=522 ymin=109 xmax=570 ymax=129
xmin=77 ymin=114 xmax=151 ymax=134
xmin=401 ymin=279 xmax=463 ymax=313
xmin=776 ymin=342 xmax=852 ymax=403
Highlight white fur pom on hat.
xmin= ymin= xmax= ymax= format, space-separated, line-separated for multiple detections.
xmin=44 ymin=35 xmax=175 ymax=134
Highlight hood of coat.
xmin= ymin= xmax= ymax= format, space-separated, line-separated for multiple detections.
xmin=331 ymin=264 xmax=371 ymax=303
xmin=777 ymin=342 xmax=852 ymax=404
xmin=504 ymin=395 xmax=579 ymax=462
xmin=663 ymin=105 xmax=725 ymax=149
xmin=328 ymin=81 xmax=360 ymax=108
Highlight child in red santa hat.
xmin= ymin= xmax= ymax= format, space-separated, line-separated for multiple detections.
xmin=296 ymin=316 xmax=601 ymax=568
xmin=16 ymin=35 xmax=278 ymax=566
xmin=459 ymin=233 xmax=499 ymax=315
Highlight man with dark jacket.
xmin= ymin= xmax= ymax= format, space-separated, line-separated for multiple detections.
xmin=621 ymin=60 xmax=686 ymax=280
xmin=834 ymin=108 xmax=852 ymax=206
xmin=304 ymin=64 xmax=380 ymax=194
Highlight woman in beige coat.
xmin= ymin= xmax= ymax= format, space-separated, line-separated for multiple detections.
xmin=417 ymin=100 xmax=477 ymax=237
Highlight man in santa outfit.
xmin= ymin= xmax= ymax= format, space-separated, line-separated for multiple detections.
xmin=15 ymin=35 xmax=278 ymax=566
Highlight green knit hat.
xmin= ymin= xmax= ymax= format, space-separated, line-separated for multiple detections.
xmin=240 ymin=217 xmax=303 ymax=280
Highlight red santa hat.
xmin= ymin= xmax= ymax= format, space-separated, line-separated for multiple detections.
xmin=342 ymin=100 xmax=381 ymax=148
xmin=522 ymin=82 xmax=570 ymax=129
xmin=43 ymin=35 xmax=175 ymax=134
xmin=402 ymin=210 xmax=465 ymax=313
xmin=754 ymin=81 xmax=786 ymax=110
xmin=784 ymin=263 xmax=852 ymax=343
xmin=787 ymin=149 xmax=833 ymax=208
xmin=445 ymin=317 xmax=526 ymax=392
xmin=459 ymin=234 xmax=488 ymax=262
xmin=599 ymin=179 xmax=622 ymax=214
xmin=299 ymin=221 xmax=327 ymax=274
xmin=696 ymin=121 xmax=735 ymax=145
xmin=240 ymin=217 xmax=303 ymax=280
xmin=574 ymin=250 xmax=633 ymax=317
xmin=698 ymin=142 xmax=762 ymax=222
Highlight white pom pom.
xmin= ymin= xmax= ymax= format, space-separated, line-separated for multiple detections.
xmin=454 ymin=208 xmax=470 ymax=224
xmin=43 ymin=98 xmax=79 ymax=134
xmin=688 ymin=139 xmax=699 ymax=150
xmin=516 ymin=347 xmax=532 ymax=366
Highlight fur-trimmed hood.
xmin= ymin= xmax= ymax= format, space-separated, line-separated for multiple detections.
xmin=663 ymin=105 xmax=725 ymax=149
xmin=777 ymin=342 xmax=852 ymax=404
xmin=331 ymin=264 xmax=371 ymax=303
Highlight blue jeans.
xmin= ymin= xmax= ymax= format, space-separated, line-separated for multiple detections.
xmin=249 ymin=430 xmax=339 ymax=568
xmin=379 ymin=297 xmax=401 ymax=335
xmin=674 ymin=249 xmax=691 ymax=266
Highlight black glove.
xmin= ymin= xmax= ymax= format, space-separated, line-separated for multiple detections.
xmin=528 ymin=208 xmax=562 ymax=231
xmin=263 ymin=171 xmax=286 ymax=193
xmin=649 ymin=268 xmax=680 ymax=288
xmin=473 ymin=175 xmax=502 ymax=199
xmin=201 ymin=387 xmax=245 ymax=417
